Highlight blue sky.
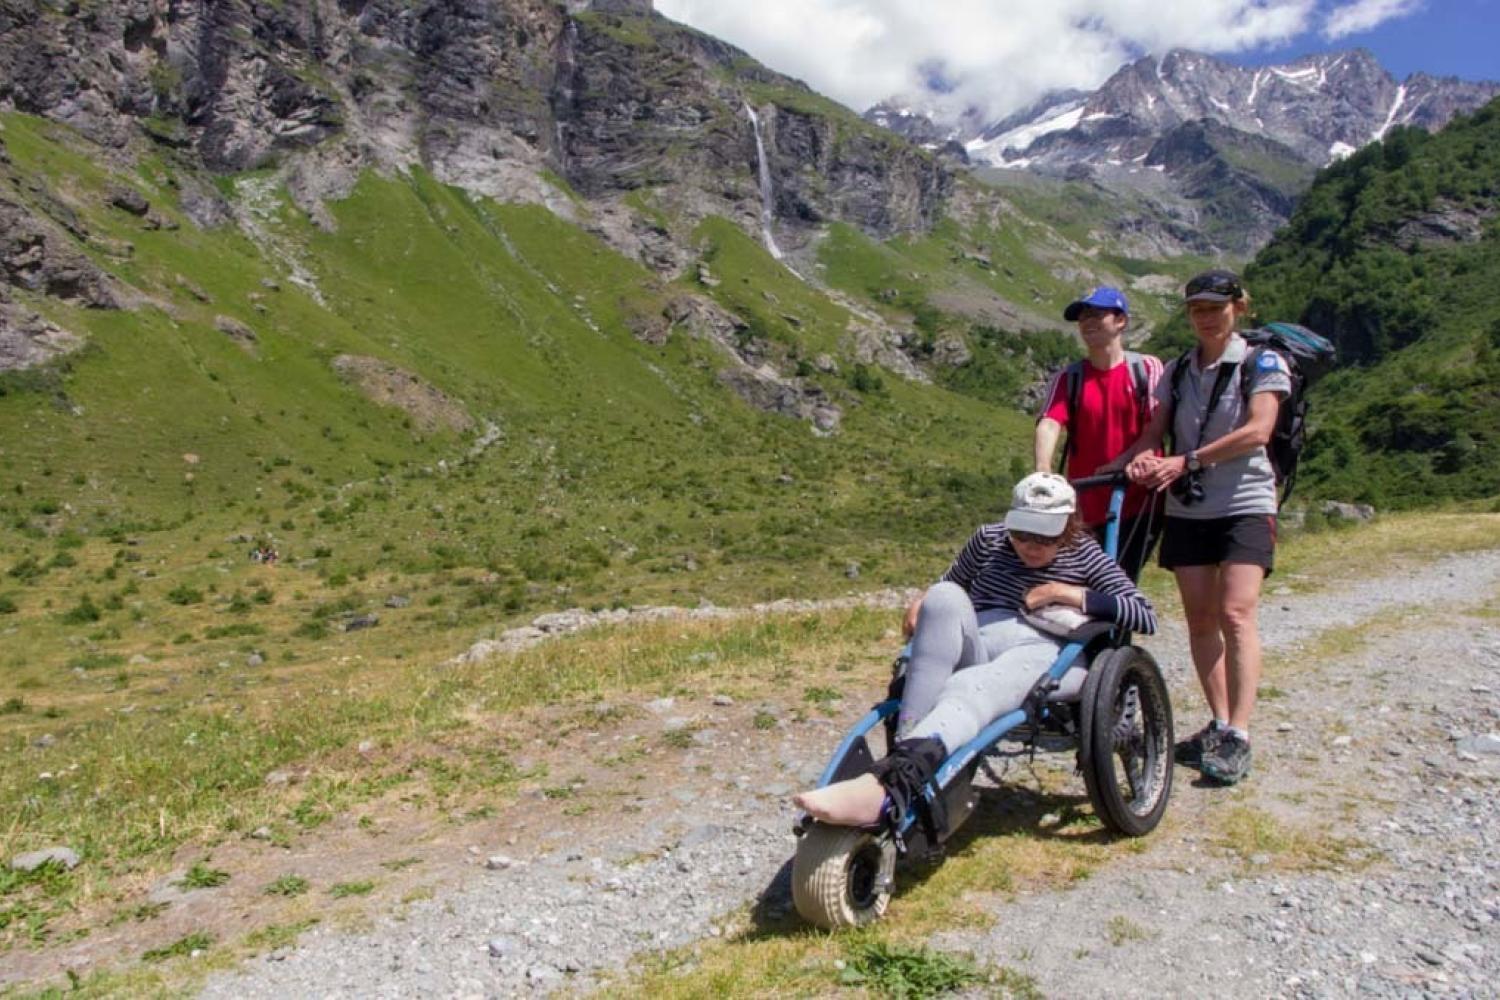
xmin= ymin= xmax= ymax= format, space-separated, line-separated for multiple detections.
xmin=656 ymin=1 xmax=1498 ymax=121
xmin=1250 ymin=1 xmax=1499 ymax=81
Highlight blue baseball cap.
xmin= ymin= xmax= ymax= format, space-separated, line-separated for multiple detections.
xmin=1063 ymin=286 xmax=1129 ymax=321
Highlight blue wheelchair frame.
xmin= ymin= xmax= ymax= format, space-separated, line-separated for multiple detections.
xmin=801 ymin=475 xmax=1137 ymax=847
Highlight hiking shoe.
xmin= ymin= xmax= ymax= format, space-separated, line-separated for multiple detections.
xmin=1201 ymin=732 xmax=1253 ymax=785
xmin=1173 ymin=720 xmax=1224 ymax=768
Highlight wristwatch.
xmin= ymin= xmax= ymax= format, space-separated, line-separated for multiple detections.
xmin=1185 ymin=450 xmax=1203 ymax=472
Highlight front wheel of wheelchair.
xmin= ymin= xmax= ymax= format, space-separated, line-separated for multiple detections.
xmin=1079 ymin=645 xmax=1173 ymax=837
xmin=791 ymin=823 xmax=896 ymax=929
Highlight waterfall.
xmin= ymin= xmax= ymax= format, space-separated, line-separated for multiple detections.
xmin=744 ymin=104 xmax=785 ymax=261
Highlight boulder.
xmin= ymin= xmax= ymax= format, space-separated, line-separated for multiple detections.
xmin=108 ymin=187 xmax=150 ymax=217
xmin=11 ymin=847 xmax=80 ymax=872
xmin=1320 ymin=501 xmax=1376 ymax=522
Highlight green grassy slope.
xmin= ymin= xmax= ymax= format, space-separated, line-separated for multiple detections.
xmin=0 ymin=112 xmax=1045 ymax=631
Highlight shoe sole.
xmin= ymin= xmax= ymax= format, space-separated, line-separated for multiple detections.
xmin=1200 ymin=762 xmax=1250 ymax=785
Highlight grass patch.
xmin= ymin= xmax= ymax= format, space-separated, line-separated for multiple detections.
xmin=263 ymin=874 xmax=309 ymax=897
xmin=107 ymin=901 xmax=170 ymax=926
xmin=802 ymin=685 xmax=841 ymax=706
xmin=328 ymin=880 xmax=375 ymax=898
xmin=1105 ymin=914 xmax=1152 ymax=946
xmin=1211 ymin=805 xmax=1372 ymax=872
xmin=839 ymin=937 xmax=992 ymax=997
xmin=244 ymin=918 xmax=319 ymax=953
xmin=142 ymin=930 xmax=214 ymax=962
xmin=177 ymin=863 xmax=231 ymax=889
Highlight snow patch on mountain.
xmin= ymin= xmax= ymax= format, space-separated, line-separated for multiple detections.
xmin=965 ymin=99 xmax=1085 ymax=166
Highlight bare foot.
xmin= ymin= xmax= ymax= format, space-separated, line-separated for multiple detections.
xmin=792 ymin=773 xmax=886 ymax=826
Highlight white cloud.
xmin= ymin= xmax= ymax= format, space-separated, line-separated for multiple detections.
xmin=654 ymin=0 xmax=1321 ymax=122
xmin=1321 ymin=0 xmax=1424 ymax=40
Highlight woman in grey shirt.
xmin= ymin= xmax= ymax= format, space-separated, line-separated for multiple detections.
xmin=1110 ymin=270 xmax=1289 ymax=787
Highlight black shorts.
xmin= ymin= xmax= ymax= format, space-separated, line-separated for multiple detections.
xmin=1158 ymin=515 xmax=1276 ymax=575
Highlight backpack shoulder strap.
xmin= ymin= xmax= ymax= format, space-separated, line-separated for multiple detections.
xmin=1059 ymin=360 xmax=1084 ymax=466
xmin=1124 ymin=350 xmax=1150 ymax=428
xmin=1175 ymin=351 xmax=1240 ymax=453
xmin=1239 ymin=345 xmax=1259 ymax=397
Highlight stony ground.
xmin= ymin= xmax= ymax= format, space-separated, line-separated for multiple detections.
xmin=188 ymin=549 xmax=1500 ymax=999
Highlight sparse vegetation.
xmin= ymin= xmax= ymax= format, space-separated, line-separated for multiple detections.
xmin=263 ymin=875 xmax=310 ymax=897
xmin=1211 ymin=805 xmax=1373 ymax=872
xmin=1105 ymin=914 xmax=1152 ymax=946
xmin=142 ymin=931 xmax=214 ymax=962
xmin=328 ymin=880 xmax=375 ymax=898
xmin=177 ymin=863 xmax=231 ymax=889
xmin=839 ymin=938 xmax=991 ymax=998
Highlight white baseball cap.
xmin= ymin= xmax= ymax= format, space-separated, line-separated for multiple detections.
xmin=1004 ymin=472 xmax=1076 ymax=537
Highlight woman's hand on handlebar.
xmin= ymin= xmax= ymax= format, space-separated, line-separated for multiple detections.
xmin=1127 ymin=452 xmax=1186 ymax=491
xmin=902 ymin=594 xmax=923 ymax=638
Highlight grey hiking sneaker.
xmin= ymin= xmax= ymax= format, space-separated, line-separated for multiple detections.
xmin=1201 ymin=731 xmax=1252 ymax=785
xmin=1174 ymin=720 xmax=1224 ymax=768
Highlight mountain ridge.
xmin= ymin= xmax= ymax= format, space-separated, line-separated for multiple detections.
xmin=867 ymin=46 xmax=1500 ymax=254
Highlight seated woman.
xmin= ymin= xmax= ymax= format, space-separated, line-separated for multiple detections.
xmin=794 ymin=472 xmax=1157 ymax=828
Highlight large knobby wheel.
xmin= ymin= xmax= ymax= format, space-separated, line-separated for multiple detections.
xmin=1080 ymin=645 xmax=1174 ymax=836
xmin=791 ymin=823 xmax=896 ymax=929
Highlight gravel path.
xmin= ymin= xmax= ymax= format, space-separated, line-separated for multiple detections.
xmin=200 ymin=549 xmax=1500 ymax=999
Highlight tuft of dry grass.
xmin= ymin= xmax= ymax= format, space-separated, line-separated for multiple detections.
xmin=1211 ymin=804 xmax=1374 ymax=873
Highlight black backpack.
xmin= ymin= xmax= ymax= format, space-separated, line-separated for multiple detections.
xmin=1169 ymin=322 xmax=1336 ymax=507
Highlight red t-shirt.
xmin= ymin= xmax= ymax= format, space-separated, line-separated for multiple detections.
xmin=1040 ymin=355 xmax=1163 ymax=524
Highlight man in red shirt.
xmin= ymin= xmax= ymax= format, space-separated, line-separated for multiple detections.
xmin=1033 ymin=286 xmax=1163 ymax=580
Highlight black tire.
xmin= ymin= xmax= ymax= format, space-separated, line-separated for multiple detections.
xmin=1080 ymin=645 xmax=1173 ymax=836
xmin=791 ymin=823 xmax=896 ymax=929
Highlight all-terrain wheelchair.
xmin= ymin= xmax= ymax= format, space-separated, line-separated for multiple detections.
xmin=790 ymin=475 xmax=1174 ymax=929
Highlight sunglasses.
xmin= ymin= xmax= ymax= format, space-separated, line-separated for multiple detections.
xmin=1185 ymin=273 xmax=1242 ymax=299
xmin=1010 ymin=529 xmax=1062 ymax=546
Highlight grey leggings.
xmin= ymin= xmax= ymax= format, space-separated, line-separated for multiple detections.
xmin=898 ymin=582 xmax=1062 ymax=752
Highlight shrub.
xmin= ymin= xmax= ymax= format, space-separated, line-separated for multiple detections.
xmin=59 ymin=595 xmax=101 ymax=625
xmin=7 ymin=556 xmax=44 ymax=583
xmin=292 ymin=621 xmax=329 ymax=640
xmin=166 ymin=584 xmax=204 ymax=605
xmin=0 ymin=594 xmax=17 ymax=614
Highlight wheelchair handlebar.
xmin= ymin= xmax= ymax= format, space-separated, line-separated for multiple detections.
xmin=1069 ymin=472 xmax=1129 ymax=492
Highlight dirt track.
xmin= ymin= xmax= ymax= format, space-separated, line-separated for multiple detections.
xmin=182 ymin=548 xmax=1500 ymax=998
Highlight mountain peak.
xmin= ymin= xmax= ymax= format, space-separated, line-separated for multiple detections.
xmin=864 ymin=46 xmax=1498 ymax=254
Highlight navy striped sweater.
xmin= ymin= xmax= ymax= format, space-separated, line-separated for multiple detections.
xmin=940 ymin=525 xmax=1157 ymax=634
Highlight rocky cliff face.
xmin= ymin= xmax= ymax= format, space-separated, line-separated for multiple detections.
xmin=0 ymin=0 xmax=948 ymax=259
